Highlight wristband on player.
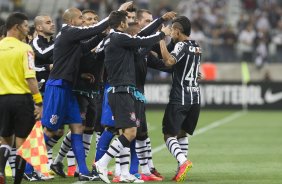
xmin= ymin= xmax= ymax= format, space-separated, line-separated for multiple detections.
xmin=32 ymin=93 xmax=43 ymax=104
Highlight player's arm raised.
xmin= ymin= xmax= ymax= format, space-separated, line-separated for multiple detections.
xmin=159 ymin=39 xmax=176 ymax=66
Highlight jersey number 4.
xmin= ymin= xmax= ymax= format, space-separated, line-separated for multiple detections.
xmin=185 ymin=61 xmax=200 ymax=86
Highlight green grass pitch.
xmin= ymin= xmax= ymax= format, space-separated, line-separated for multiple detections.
xmin=7 ymin=110 xmax=282 ymax=183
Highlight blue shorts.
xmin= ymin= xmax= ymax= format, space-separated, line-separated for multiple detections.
xmin=101 ymin=83 xmax=115 ymax=127
xmin=41 ymin=80 xmax=82 ymax=131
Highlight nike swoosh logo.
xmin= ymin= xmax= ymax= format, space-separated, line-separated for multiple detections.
xmin=264 ymin=89 xmax=282 ymax=103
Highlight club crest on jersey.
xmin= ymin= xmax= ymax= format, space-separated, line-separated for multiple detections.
xmin=136 ymin=119 xmax=140 ymax=127
xmin=129 ymin=112 xmax=136 ymax=122
xmin=50 ymin=115 xmax=59 ymax=125
xmin=172 ymin=42 xmax=184 ymax=56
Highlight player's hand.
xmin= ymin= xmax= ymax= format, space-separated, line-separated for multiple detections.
xmin=81 ymin=73 xmax=95 ymax=83
xmin=49 ymin=64 xmax=53 ymax=70
xmin=197 ymin=72 xmax=203 ymax=81
xmin=161 ymin=25 xmax=171 ymax=36
xmin=34 ymin=105 xmax=42 ymax=120
xmin=150 ymin=51 xmax=158 ymax=58
xmin=162 ymin=11 xmax=177 ymax=21
xmin=118 ymin=1 xmax=133 ymax=11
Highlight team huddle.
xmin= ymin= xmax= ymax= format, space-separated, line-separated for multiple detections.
xmin=0 ymin=1 xmax=201 ymax=183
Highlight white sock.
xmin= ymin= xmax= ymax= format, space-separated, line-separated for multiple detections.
xmin=136 ymin=140 xmax=150 ymax=175
xmin=54 ymin=132 xmax=72 ymax=164
xmin=178 ymin=136 xmax=188 ymax=158
xmin=98 ymin=137 xmax=125 ymax=168
xmin=67 ymin=149 xmax=76 ymax=167
xmin=145 ymin=137 xmax=154 ymax=169
xmin=115 ymin=154 xmax=121 ymax=176
xmin=83 ymin=132 xmax=93 ymax=157
xmin=119 ymin=147 xmax=130 ymax=176
xmin=166 ymin=137 xmax=187 ymax=165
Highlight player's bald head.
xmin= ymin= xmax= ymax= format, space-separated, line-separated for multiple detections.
xmin=63 ymin=8 xmax=81 ymax=24
xmin=34 ymin=15 xmax=46 ymax=27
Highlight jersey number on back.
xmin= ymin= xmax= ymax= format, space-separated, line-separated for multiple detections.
xmin=184 ymin=59 xmax=200 ymax=86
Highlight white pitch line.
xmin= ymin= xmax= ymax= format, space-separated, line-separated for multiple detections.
xmin=71 ymin=111 xmax=246 ymax=184
xmin=152 ymin=110 xmax=246 ymax=154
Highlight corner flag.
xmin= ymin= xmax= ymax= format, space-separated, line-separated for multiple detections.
xmin=241 ymin=62 xmax=250 ymax=84
xmin=17 ymin=121 xmax=49 ymax=177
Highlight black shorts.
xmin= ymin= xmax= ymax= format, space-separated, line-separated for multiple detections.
xmin=135 ymin=100 xmax=148 ymax=136
xmin=94 ymin=94 xmax=103 ymax=132
xmin=162 ymin=103 xmax=200 ymax=136
xmin=76 ymin=94 xmax=97 ymax=128
xmin=0 ymin=94 xmax=35 ymax=138
xmin=108 ymin=92 xmax=137 ymax=129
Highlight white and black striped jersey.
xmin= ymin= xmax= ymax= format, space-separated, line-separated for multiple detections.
xmin=169 ymin=40 xmax=201 ymax=105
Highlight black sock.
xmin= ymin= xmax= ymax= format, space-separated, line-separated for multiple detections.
xmin=14 ymin=155 xmax=26 ymax=184
xmin=0 ymin=146 xmax=11 ymax=174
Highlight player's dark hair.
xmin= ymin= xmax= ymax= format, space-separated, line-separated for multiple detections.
xmin=5 ymin=12 xmax=28 ymax=31
xmin=136 ymin=9 xmax=152 ymax=20
xmin=28 ymin=25 xmax=35 ymax=36
xmin=126 ymin=6 xmax=137 ymax=13
xmin=172 ymin=16 xmax=191 ymax=36
xmin=0 ymin=25 xmax=7 ymax=37
xmin=109 ymin=10 xmax=128 ymax=29
xmin=82 ymin=9 xmax=97 ymax=15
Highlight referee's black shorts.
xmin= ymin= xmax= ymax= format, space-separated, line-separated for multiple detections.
xmin=108 ymin=92 xmax=137 ymax=129
xmin=0 ymin=94 xmax=35 ymax=138
xmin=162 ymin=103 xmax=200 ymax=136
xmin=135 ymin=100 xmax=148 ymax=136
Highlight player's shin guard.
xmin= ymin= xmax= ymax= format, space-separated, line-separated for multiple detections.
xmin=71 ymin=134 xmax=89 ymax=175
xmin=95 ymin=129 xmax=114 ymax=162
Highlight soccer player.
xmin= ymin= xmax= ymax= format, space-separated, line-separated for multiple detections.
xmin=41 ymin=7 xmax=109 ymax=181
xmin=94 ymin=10 xmax=170 ymax=183
xmin=0 ymin=12 xmax=42 ymax=184
xmin=159 ymin=16 xmax=201 ymax=182
xmin=42 ymin=2 xmax=133 ymax=181
xmin=129 ymin=11 xmax=177 ymax=181
xmin=51 ymin=9 xmax=105 ymax=177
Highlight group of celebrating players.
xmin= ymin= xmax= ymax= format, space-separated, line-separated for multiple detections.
xmin=0 ymin=1 xmax=201 ymax=183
